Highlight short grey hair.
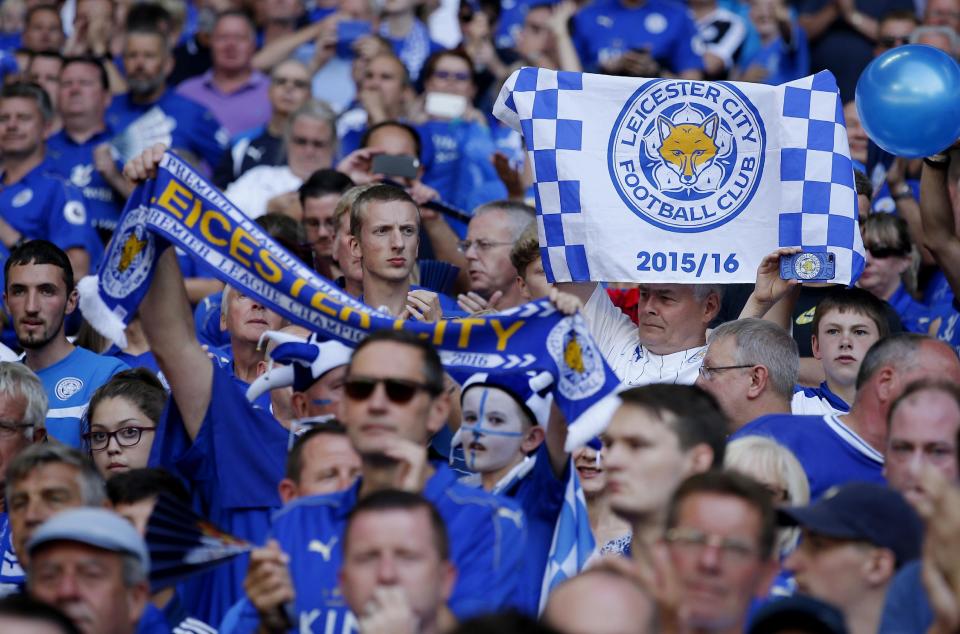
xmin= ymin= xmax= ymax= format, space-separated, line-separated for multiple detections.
xmin=692 ymin=284 xmax=724 ymax=303
xmin=0 ymin=362 xmax=47 ymax=439
xmin=121 ymin=552 xmax=148 ymax=586
xmin=286 ymin=99 xmax=338 ymax=154
xmin=911 ymin=25 xmax=960 ymax=55
xmin=856 ymin=332 xmax=928 ymax=390
xmin=708 ymin=318 xmax=799 ymax=399
xmin=472 ymin=200 xmax=536 ymax=242
xmin=5 ymin=443 xmax=106 ymax=508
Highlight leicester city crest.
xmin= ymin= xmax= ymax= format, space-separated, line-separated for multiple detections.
xmin=102 ymin=205 xmax=155 ymax=300
xmin=608 ymin=79 xmax=765 ymax=233
xmin=546 ymin=318 xmax=605 ymax=401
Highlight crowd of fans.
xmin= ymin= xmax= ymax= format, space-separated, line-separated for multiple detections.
xmin=0 ymin=0 xmax=957 ymax=633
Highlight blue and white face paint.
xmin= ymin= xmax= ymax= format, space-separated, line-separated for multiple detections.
xmin=460 ymin=386 xmax=527 ymax=474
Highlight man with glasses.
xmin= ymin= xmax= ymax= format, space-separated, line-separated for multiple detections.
xmin=214 ymin=59 xmax=313 ymax=188
xmin=225 ymin=100 xmax=338 ymax=219
xmin=238 ymin=329 xmax=526 ymax=631
xmin=733 ymin=333 xmax=960 ymax=499
xmin=695 ymin=318 xmax=800 ymax=433
xmin=660 ymin=470 xmax=779 ymax=634
xmin=452 ymin=201 xmax=534 ymax=314
xmin=781 ymin=482 xmax=922 ymax=634
xmin=600 ymin=384 xmax=727 ymax=559
xmin=0 ymin=363 xmax=47 ymax=597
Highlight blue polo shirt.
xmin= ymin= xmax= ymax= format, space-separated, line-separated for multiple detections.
xmin=0 ymin=158 xmax=100 ymax=259
xmin=149 ymin=362 xmax=288 ymax=625
xmin=107 ymin=90 xmax=228 ymax=169
xmin=731 ymin=413 xmax=885 ymax=499
xmin=571 ymin=0 xmax=703 ymax=74
xmin=46 ymin=127 xmax=124 ymax=235
xmin=228 ymin=463 xmax=526 ymax=633
xmin=36 ymin=347 xmax=130 ymax=447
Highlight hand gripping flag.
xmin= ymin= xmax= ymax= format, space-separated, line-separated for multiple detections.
xmin=493 ymin=68 xmax=866 ymax=285
xmin=77 ymin=151 xmax=621 ymax=445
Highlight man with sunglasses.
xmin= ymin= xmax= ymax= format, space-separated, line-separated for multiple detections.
xmin=733 ymin=333 xmax=960 ymax=499
xmin=237 ymin=329 xmax=526 ymax=632
xmin=873 ymin=10 xmax=918 ymax=57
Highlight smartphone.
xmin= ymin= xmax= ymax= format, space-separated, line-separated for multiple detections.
xmin=425 ymin=92 xmax=468 ymax=120
xmin=780 ymin=251 xmax=836 ymax=281
xmin=336 ymin=19 xmax=372 ymax=58
xmin=371 ymin=154 xmax=420 ymax=180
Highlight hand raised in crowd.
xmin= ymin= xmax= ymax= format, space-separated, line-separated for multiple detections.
xmin=336 ymin=147 xmax=384 ymax=185
xmin=738 ymin=246 xmax=802 ymax=318
xmin=549 ymin=287 xmax=584 ymax=315
xmin=358 ymin=587 xmax=421 ymax=634
xmin=594 ymin=547 xmax=680 ymax=634
xmin=244 ymin=540 xmax=295 ymax=633
xmin=918 ymin=465 xmax=960 ymax=634
xmin=403 ymin=289 xmax=443 ymax=322
xmin=492 ymin=151 xmax=526 ymax=200
xmin=458 ymin=290 xmax=503 ymax=314
xmin=378 ymin=437 xmax=431 ymax=492
xmin=122 ymin=143 xmax=169 ymax=184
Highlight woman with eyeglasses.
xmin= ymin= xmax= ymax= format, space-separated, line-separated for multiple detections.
xmin=858 ymin=213 xmax=931 ymax=334
xmin=81 ymin=368 xmax=166 ymax=479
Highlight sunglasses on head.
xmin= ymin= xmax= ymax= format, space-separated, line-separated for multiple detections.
xmin=344 ymin=377 xmax=440 ymax=403
xmin=867 ymin=244 xmax=908 ymax=259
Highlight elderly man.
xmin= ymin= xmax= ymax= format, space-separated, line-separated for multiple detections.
xmin=733 ymin=333 xmax=960 ymax=498
xmin=558 ymin=279 xmax=722 ymax=385
xmin=695 ymin=318 xmax=800 ymax=432
xmin=25 ymin=508 xmax=150 ymax=634
xmin=224 ymin=100 xmax=338 ymax=219
xmin=0 ymin=363 xmax=47 ymax=596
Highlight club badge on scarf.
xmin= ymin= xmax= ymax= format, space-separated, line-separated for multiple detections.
xmin=493 ymin=68 xmax=866 ymax=285
xmin=78 ymin=151 xmax=620 ymax=439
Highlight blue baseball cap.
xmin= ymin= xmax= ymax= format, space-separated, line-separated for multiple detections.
xmin=28 ymin=508 xmax=150 ymax=574
xmin=777 ymin=482 xmax=922 ymax=566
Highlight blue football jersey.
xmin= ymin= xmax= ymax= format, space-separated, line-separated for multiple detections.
xmin=107 ymin=90 xmax=228 ymax=169
xmin=571 ymin=0 xmax=703 ymax=74
xmin=46 ymin=128 xmax=124 ymax=235
xmin=0 ymin=512 xmax=23 ymax=598
xmin=731 ymin=413 xmax=885 ymax=499
xmin=791 ymin=381 xmax=850 ymax=416
xmin=0 ymin=158 xmax=100 ymax=261
xmin=149 ymin=362 xmax=288 ymax=626
xmin=229 ymin=463 xmax=527 ymax=633
xmin=888 ymin=284 xmax=931 ymax=334
xmin=36 ymin=347 xmax=129 ymax=447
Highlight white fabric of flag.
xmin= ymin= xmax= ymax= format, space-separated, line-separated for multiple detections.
xmin=493 ymin=68 xmax=866 ymax=285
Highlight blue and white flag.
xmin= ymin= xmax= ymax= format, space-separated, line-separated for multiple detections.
xmin=77 ymin=152 xmax=622 ymax=435
xmin=539 ymin=459 xmax=596 ymax=613
xmin=494 ymin=68 xmax=866 ymax=285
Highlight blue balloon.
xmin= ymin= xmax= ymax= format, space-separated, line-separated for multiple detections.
xmin=855 ymin=45 xmax=960 ymax=158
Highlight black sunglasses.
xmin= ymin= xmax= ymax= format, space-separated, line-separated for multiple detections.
xmin=867 ymin=245 xmax=908 ymax=259
xmin=344 ymin=377 xmax=440 ymax=403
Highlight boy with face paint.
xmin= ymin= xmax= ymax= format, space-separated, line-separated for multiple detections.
xmin=455 ymin=370 xmax=568 ymax=615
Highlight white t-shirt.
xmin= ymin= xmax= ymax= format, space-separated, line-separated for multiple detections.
xmin=582 ymin=285 xmax=706 ymax=386
xmin=224 ymin=165 xmax=302 ymax=219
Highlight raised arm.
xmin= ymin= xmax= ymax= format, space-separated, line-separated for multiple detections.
xmin=920 ymin=156 xmax=960 ymax=296
xmin=124 ymin=146 xmax=213 ymax=440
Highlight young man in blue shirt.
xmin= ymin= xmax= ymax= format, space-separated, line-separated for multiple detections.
xmin=4 ymin=241 xmax=128 ymax=446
